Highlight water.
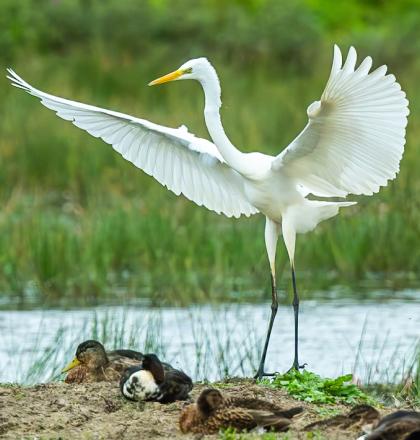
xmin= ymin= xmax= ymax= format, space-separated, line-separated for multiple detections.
xmin=0 ymin=291 xmax=418 ymax=384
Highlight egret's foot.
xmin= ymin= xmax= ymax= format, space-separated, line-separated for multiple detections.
xmin=287 ymin=362 xmax=307 ymax=373
xmin=253 ymin=370 xmax=278 ymax=380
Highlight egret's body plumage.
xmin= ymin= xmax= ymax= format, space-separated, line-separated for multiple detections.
xmin=8 ymin=45 xmax=408 ymax=377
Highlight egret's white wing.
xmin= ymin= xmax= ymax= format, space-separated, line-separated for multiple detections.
xmin=7 ymin=69 xmax=258 ymax=218
xmin=273 ymin=45 xmax=409 ymax=197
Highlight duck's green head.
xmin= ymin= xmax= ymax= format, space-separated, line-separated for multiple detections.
xmin=62 ymin=340 xmax=108 ymax=373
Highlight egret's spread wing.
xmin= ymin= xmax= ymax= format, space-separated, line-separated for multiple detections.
xmin=8 ymin=69 xmax=258 ymax=218
xmin=273 ymin=45 xmax=409 ymax=197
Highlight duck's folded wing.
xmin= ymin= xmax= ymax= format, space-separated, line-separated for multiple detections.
xmin=247 ymin=410 xmax=291 ymax=432
xmin=156 ymin=370 xmax=193 ymax=403
xmin=7 ymin=69 xmax=258 ymax=218
xmin=225 ymin=397 xmax=303 ymax=418
xmin=304 ymin=415 xmax=349 ymax=431
xmin=272 ymin=45 xmax=409 ymax=197
xmin=110 ymin=349 xmax=144 ymax=361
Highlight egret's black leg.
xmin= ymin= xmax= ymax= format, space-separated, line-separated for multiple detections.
xmin=254 ymin=273 xmax=278 ymax=380
xmin=290 ymin=264 xmax=306 ymax=371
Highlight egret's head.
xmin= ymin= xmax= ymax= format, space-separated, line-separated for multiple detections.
xmin=149 ymin=58 xmax=214 ymax=86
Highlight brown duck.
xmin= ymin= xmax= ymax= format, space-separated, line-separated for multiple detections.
xmin=179 ymin=388 xmax=303 ymax=434
xmin=62 ymin=340 xmax=145 ymax=383
xmin=360 ymin=410 xmax=420 ymax=440
xmin=305 ymin=404 xmax=380 ymax=432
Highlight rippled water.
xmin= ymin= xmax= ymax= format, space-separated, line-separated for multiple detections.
xmin=0 ymin=290 xmax=418 ymax=384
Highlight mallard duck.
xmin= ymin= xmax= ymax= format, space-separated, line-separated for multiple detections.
xmin=179 ymin=388 xmax=302 ymax=434
xmin=358 ymin=410 xmax=420 ymax=440
xmin=62 ymin=340 xmax=144 ymax=383
xmin=120 ymin=353 xmax=193 ymax=403
xmin=305 ymin=404 xmax=380 ymax=432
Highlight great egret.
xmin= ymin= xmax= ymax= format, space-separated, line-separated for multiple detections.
xmin=7 ymin=45 xmax=408 ymax=379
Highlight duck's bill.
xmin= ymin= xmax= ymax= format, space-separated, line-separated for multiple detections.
xmin=148 ymin=69 xmax=183 ymax=86
xmin=62 ymin=357 xmax=81 ymax=373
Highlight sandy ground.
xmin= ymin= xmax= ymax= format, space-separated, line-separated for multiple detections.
xmin=0 ymin=379 xmax=393 ymax=439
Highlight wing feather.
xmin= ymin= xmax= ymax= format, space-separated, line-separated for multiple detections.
xmin=7 ymin=69 xmax=258 ymax=218
xmin=273 ymin=45 xmax=409 ymax=197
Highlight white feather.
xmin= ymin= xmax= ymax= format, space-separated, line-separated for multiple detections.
xmin=6 ymin=68 xmax=258 ymax=219
xmin=273 ymin=45 xmax=409 ymax=198
xmin=122 ymin=370 xmax=159 ymax=401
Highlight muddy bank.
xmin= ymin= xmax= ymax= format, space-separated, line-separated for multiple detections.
xmin=0 ymin=379 xmax=399 ymax=439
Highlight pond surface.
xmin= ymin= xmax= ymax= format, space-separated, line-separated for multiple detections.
xmin=0 ymin=290 xmax=418 ymax=384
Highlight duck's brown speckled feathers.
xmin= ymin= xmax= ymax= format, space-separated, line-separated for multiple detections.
xmin=304 ymin=404 xmax=380 ymax=431
xmin=180 ymin=404 xmax=291 ymax=434
xmin=65 ymin=355 xmax=140 ymax=384
xmin=224 ymin=396 xmax=303 ymax=418
xmin=65 ymin=365 xmax=89 ymax=384
xmin=366 ymin=411 xmax=420 ymax=440
xmin=179 ymin=388 xmax=298 ymax=434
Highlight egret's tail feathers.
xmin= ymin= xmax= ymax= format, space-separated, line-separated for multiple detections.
xmin=286 ymin=200 xmax=356 ymax=235
xmin=281 ymin=200 xmax=356 ymax=263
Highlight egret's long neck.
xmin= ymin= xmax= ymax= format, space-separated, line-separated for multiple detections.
xmin=199 ymin=69 xmax=250 ymax=175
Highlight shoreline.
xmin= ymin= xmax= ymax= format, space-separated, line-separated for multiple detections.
xmin=0 ymin=379 xmax=411 ymax=440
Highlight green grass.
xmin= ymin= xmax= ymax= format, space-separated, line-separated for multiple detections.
xmin=5 ymin=307 xmax=263 ymax=384
xmin=261 ymin=365 xmax=419 ymax=407
xmin=304 ymin=433 xmax=328 ymax=440
xmin=219 ymin=428 xmax=328 ymax=440
xmin=313 ymin=407 xmax=342 ymax=418
xmin=363 ymin=349 xmax=420 ymax=407
xmin=219 ymin=428 xmax=279 ymax=440
xmin=260 ymin=370 xmax=376 ymax=405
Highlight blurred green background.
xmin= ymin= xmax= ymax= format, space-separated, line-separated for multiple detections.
xmin=0 ymin=0 xmax=419 ymax=307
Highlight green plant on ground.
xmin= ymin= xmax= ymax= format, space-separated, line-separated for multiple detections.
xmin=219 ymin=427 xmax=278 ymax=440
xmin=305 ymin=432 xmax=328 ymax=440
xmin=313 ymin=407 xmax=342 ymax=418
xmin=260 ymin=370 xmax=376 ymax=405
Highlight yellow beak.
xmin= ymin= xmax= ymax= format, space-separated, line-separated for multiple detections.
xmin=62 ymin=357 xmax=81 ymax=373
xmin=148 ymin=69 xmax=184 ymax=86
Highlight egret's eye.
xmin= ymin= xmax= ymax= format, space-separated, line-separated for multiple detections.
xmin=183 ymin=67 xmax=193 ymax=74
